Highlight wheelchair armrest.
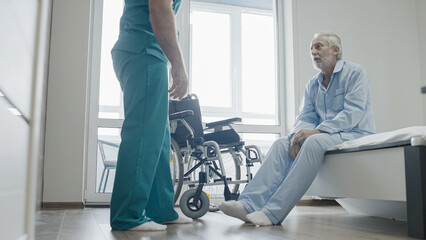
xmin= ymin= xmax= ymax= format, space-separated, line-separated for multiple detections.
xmin=169 ymin=110 xmax=196 ymax=142
xmin=169 ymin=110 xmax=194 ymax=121
xmin=205 ymin=117 xmax=241 ymax=129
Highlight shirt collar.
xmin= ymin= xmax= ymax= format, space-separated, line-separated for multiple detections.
xmin=333 ymin=60 xmax=344 ymax=73
xmin=317 ymin=60 xmax=344 ymax=89
xmin=316 ymin=60 xmax=344 ymax=84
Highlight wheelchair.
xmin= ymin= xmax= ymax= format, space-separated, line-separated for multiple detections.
xmin=169 ymin=94 xmax=262 ymax=219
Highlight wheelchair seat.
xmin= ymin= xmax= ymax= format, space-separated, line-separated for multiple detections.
xmin=203 ymin=131 xmax=244 ymax=148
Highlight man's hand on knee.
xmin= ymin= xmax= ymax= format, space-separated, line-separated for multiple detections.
xmin=293 ymin=129 xmax=325 ymax=146
xmin=289 ymin=136 xmax=301 ymax=160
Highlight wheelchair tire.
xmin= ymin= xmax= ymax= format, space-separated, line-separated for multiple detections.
xmin=180 ymin=189 xmax=210 ymax=219
xmin=170 ymin=138 xmax=184 ymax=204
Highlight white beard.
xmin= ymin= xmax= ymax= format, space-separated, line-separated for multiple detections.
xmin=312 ymin=55 xmax=333 ymax=71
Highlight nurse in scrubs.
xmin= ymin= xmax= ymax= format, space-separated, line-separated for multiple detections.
xmin=110 ymin=0 xmax=190 ymax=231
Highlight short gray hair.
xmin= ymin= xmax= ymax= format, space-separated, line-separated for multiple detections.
xmin=313 ymin=31 xmax=343 ymax=60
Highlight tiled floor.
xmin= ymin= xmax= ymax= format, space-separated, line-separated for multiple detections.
xmin=36 ymin=205 xmax=415 ymax=240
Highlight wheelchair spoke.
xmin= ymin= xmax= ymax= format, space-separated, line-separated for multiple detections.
xmin=185 ymin=151 xmax=241 ymax=205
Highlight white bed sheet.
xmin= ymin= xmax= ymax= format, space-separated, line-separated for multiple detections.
xmin=328 ymin=126 xmax=426 ymax=151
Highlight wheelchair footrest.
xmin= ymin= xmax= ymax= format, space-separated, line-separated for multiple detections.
xmin=213 ymin=177 xmax=232 ymax=183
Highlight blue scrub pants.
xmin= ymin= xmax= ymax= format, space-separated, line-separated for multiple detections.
xmin=238 ymin=133 xmax=345 ymax=225
xmin=110 ymin=49 xmax=178 ymax=230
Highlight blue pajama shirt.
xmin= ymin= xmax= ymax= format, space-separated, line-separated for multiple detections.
xmin=238 ymin=60 xmax=376 ymax=224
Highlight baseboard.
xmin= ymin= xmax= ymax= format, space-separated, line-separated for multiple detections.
xmin=40 ymin=200 xmax=336 ymax=209
xmin=42 ymin=202 xmax=84 ymax=210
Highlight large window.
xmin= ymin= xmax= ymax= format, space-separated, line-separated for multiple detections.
xmin=87 ymin=0 xmax=125 ymax=201
xmin=190 ymin=1 xmax=278 ymax=126
xmin=98 ymin=0 xmax=124 ymax=119
xmin=96 ymin=0 xmax=281 ymax=126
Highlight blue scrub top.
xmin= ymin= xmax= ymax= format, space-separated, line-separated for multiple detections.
xmin=112 ymin=0 xmax=182 ymax=62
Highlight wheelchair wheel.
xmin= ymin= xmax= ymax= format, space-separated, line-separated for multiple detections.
xmin=187 ymin=150 xmax=241 ymax=205
xmin=170 ymin=138 xmax=184 ymax=203
xmin=180 ymin=189 xmax=210 ymax=219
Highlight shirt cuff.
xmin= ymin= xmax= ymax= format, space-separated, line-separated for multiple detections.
xmin=316 ymin=125 xmax=334 ymax=133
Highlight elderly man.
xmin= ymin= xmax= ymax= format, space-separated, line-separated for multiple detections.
xmin=219 ymin=31 xmax=375 ymax=226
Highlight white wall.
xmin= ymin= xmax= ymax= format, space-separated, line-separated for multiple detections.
xmin=0 ymin=0 xmax=38 ymax=119
xmin=0 ymin=1 xmax=36 ymax=239
xmin=0 ymin=101 xmax=30 ymax=240
xmin=0 ymin=0 xmax=50 ymax=239
xmin=417 ymin=0 xmax=426 ymax=123
xmin=43 ymin=0 xmax=92 ymax=203
xmin=290 ymin=0 xmax=424 ymax=132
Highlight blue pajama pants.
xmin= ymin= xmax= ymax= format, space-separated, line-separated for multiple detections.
xmin=238 ymin=133 xmax=346 ymax=225
xmin=109 ymin=48 xmax=178 ymax=230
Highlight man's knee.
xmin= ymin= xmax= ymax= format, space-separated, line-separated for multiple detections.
xmin=301 ymin=134 xmax=328 ymax=152
xmin=263 ymin=137 xmax=290 ymax=161
xmin=271 ymin=137 xmax=290 ymax=152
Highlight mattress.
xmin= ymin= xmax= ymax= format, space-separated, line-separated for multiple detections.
xmin=328 ymin=126 xmax=426 ymax=151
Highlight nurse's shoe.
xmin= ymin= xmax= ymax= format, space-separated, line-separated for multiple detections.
xmin=128 ymin=221 xmax=167 ymax=231
xmin=162 ymin=212 xmax=193 ymax=224
xmin=219 ymin=200 xmax=249 ymax=222
xmin=246 ymin=211 xmax=273 ymax=226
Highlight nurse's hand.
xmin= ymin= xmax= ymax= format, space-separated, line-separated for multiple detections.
xmin=289 ymin=136 xmax=300 ymax=160
xmin=169 ymin=63 xmax=188 ymax=99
